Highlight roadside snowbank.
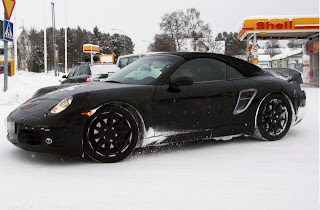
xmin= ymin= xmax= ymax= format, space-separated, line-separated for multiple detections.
xmin=0 ymin=71 xmax=60 ymax=105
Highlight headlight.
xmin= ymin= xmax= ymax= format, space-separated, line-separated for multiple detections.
xmin=51 ymin=96 xmax=73 ymax=114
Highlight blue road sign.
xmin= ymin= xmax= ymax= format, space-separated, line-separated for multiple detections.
xmin=3 ymin=20 xmax=13 ymax=42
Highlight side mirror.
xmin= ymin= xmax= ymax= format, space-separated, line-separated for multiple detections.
xmin=62 ymin=75 xmax=67 ymax=79
xmin=168 ymin=76 xmax=193 ymax=92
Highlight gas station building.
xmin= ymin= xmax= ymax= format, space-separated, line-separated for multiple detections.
xmin=238 ymin=15 xmax=319 ymax=86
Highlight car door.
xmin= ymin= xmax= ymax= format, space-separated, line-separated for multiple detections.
xmin=201 ymin=59 xmax=238 ymax=128
xmin=153 ymin=58 xmax=237 ymax=136
xmin=225 ymin=65 xmax=258 ymax=128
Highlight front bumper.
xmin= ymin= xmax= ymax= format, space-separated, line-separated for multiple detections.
xmin=7 ymin=109 xmax=86 ymax=156
xmin=7 ymin=125 xmax=71 ymax=155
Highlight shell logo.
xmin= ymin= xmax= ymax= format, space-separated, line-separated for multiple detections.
xmin=83 ymin=44 xmax=100 ymax=54
xmin=237 ymin=16 xmax=319 ymax=40
xmin=256 ymin=20 xmax=293 ymax=30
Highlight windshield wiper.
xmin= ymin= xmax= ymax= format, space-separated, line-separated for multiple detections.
xmin=105 ymin=80 xmax=122 ymax=84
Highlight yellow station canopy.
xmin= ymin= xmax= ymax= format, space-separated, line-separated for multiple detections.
xmin=238 ymin=15 xmax=319 ymax=41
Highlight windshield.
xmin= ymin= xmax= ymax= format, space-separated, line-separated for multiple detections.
xmin=105 ymin=55 xmax=179 ymax=85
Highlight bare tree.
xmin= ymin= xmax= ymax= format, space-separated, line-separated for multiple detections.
xmin=185 ymin=8 xmax=212 ymax=51
xmin=264 ymin=40 xmax=281 ymax=57
xmin=206 ymin=38 xmax=225 ymax=54
xmin=159 ymin=8 xmax=221 ymax=53
xmin=287 ymin=39 xmax=303 ymax=49
xmin=160 ymin=10 xmax=188 ymax=51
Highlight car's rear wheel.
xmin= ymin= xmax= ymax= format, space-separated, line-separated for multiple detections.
xmin=256 ymin=94 xmax=292 ymax=141
xmin=83 ymin=105 xmax=139 ymax=163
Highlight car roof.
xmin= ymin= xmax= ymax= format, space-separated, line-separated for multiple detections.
xmin=91 ymin=64 xmax=117 ymax=66
xmin=75 ymin=63 xmax=118 ymax=67
xmin=117 ymin=52 xmax=162 ymax=59
xmin=147 ymin=52 xmax=264 ymax=77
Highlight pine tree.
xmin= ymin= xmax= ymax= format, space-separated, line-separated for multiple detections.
xmin=215 ymin=32 xmax=246 ymax=55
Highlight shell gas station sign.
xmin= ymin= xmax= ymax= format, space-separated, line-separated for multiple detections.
xmin=83 ymin=44 xmax=100 ymax=54
xmin=83 ymin=44 xmax=100 ymax=63
xmin=238 ymin=16 xmax=319 ymax=41
xmin=238 ymin=15 xmax=319 ymax=85
xmin=237 ymin=15 xmax=319 ymax=66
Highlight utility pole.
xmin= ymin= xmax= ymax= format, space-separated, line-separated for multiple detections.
xmin=14 ymin=9 xmax=17 ymax=74
xmin=2 ymin=0 xmax=16 ymax=92
xmin=3 ymin=11 xmax=8 ymax=92
xmin=64 ymin=0 xmax=68 ymax=74
xmin=44 ymin=0 xmax=47 ymax=73
xmin=51 ymin=2 xmax=57 ymax=76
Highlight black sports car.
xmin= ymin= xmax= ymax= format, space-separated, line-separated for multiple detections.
xmin=7 ymin=52 xmax=306 ymax=163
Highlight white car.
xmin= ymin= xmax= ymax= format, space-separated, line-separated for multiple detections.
xmin=116 ymin=52 xmax=162 ymax=69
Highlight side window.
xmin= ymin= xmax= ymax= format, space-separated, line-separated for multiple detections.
xmin=73 ymin=67 xmax=82 ymax=76
xmin=128 ymin=56 xmax=139 ymax=65
xmin=171 ymin=58 xmax=226 ymax=83
xmin=119 ymin=58 xmax=129 ymax=68
xmin=79 ymin=66 xmax=91 ymax=75
xmin=227 ymin=65 xmax=245 ymax=80
xmin=67 ymin=67 xmax=77 ymax=78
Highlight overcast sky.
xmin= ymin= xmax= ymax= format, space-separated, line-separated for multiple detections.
xmin=1 ymin=0 xmax=319 ymax=53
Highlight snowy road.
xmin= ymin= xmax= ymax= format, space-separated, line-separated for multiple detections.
xmin=0 ymin=86 xmax=318 ymax=210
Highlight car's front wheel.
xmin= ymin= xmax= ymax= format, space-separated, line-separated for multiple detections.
xmin=83 ymin=105 xmax=139 ymax=163
xmin=256 ymin=94 xmax=292 ymax=141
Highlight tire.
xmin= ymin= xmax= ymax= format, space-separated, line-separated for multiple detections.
xmin=256 ymin=94 xmax=292 ymax=141
xmin=83 ymin=105 xmax=139 ymax=163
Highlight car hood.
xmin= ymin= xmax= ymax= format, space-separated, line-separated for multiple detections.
xmin=10 ymin=82 xmax=144 ymax=117
xmin=34 ymin=82 xmax=143 ymax=101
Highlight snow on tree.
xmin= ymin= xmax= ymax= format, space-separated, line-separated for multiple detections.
xmin=215 ymin=32 xmax=246 ymax=56
xmin=27 ymin=26 xmax=135 ymax=71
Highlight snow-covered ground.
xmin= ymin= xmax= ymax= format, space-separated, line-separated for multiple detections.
xmin=0 ymin=71 xmax=60 ymax=105
xmin=0 ymin=72 xmax=318 ymax=209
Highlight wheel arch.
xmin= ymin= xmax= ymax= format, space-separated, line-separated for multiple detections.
xmin=89 ymin=101 xmax=147 ymax=148
xmin=254 ymin=91 xmax=295 ymax=130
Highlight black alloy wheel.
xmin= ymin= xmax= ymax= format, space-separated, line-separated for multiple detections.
xmin=83 ymin=106 xmax=139 ymax=163
xmin=256 ymin=94 xmax=292 ymax=141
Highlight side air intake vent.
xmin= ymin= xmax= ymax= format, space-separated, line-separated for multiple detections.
xmin=233 ymin=89 xmax=257 ymax=115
